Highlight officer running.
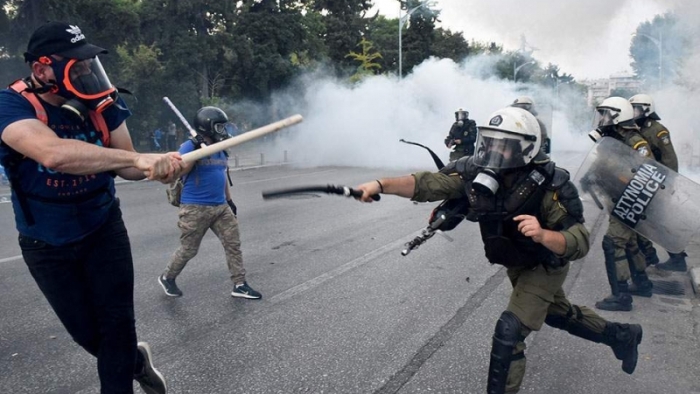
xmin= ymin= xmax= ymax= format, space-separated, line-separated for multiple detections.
xmin=355 ymin=106 xmax=643 ymax=394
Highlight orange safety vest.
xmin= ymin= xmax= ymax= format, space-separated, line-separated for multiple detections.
xmin=8 ymin=79 xmax=111 ymax=147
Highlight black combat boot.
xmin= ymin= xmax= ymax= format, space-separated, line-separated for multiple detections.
xmin=545 ymin=311 xmax=643 ymax=374
xmin=602 ymin=322 xmax=643 ymax=374
xmin=595 ymin=281 xmax=633 ymax=312
xmin=656 ymin=252 xmax=688 ymax=272
xmin=628 ymin=271 xmax=653 ymax=298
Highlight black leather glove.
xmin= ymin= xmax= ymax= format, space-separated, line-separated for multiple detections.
xmin=191 ymin=134 xmax=207 ymax=148
xmin=227 ymin=199 xmax=237 ymax=215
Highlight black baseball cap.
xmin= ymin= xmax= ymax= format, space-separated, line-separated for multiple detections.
xmin=24 ymin=21 xmax=108 ymax=62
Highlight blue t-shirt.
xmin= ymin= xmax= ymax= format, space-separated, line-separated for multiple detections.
xmin=0 ymin=87 xmax=131 ymax=245
xmin=179 ymin=140 xmax=227 ymax=206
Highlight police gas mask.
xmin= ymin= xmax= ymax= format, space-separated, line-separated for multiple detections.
xmin=472 ymin=168 xmax=502 ymax=196
xmin=471 ymin=109 xmax=541 ymax=195
xmin=39 ymin=55 xmax=116 ymax=121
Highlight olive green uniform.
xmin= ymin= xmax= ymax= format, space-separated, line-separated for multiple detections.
xmin=604 ymin=130 xmax=652 ymax=282
xmin=412 ymin=170 xmax=609 ymax=393
xmin=635 ymin=119 xmax=679 ymax=259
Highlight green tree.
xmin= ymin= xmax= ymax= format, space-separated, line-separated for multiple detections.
xmin=311 ymin=0 xmax=373 ymax=74
xmin=366 ymin=14 xmax=399 ymax=75
xmin=630 ymin=13 xmax=686 ymax=88
xmin=346 ymin=37 xmax=382 ymax=83
xmin=400 ymin=0 xmax=438 ymax=75
xmin=431 ymin=27 xmax=469 ymax=64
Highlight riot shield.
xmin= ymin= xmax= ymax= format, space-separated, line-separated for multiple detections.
xmin=573 ymin=137 xmax=700 ymax=253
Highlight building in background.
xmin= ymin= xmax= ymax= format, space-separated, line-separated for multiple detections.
xmin=582 ymin=73 xmax=642 ymax=107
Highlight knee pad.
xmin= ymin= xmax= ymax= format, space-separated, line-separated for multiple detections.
xmin=488 ymin=311 xmax=523 ymax=394
xmin=494 ymin=311 xmax=522 ymax=345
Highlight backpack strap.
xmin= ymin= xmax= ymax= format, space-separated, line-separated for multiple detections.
xmin=88 ymin=111 xmax=110 ymax=147
xmin=9 ymin=78 xmax=110 ymax=147
xmin=9 ymin=79 xmax=48 ymax=124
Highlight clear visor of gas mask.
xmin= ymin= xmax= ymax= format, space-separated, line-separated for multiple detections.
xmin=473 ymin=133 xmax=529 ymax=169
xmin=593 ymin=107 xmax=619 ymax=128
xmin=212 ymin=122 xmax=234 ymax=140
xmin=63 ymin=56 xmax=114 ymax=99
xmin=632 ymin=104 xmax=649 ymax=120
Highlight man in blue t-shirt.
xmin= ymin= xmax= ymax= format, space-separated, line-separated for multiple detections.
xmin=0 ymin=21 xmax=182 ymax=393
xmin=159 ymin=106 xmax=262 ymax=300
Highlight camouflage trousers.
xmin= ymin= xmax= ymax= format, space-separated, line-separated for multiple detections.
xmin=607 ymin=217 xmax=646 ymax=281
xmin=163 ymin=204 xmax=246 ymax=285
xmin=503 ymin=263 xmax=608 ymax=393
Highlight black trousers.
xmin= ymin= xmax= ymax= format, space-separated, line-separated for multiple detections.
xmin=20 ymin=202 xmax=144 ymax=393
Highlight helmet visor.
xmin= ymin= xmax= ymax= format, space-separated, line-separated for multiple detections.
xmin=632 ymin=104 xmax=649 ymax=120
xmin=512 ymin=102 xmax=532 ymax=111
xmin=474 ymin=129 xmax=531 ymax=169
xmin=455 ymin=110 xmax=468 ymax=121
xmin=63 ymin=56 xmax=115 ymax=99
xmin=593 ymin=107 xmax=620 ymax=128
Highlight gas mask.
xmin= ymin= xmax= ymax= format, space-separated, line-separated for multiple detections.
xmin=39 ymin=55 xmax=116 ymax=121
xmin=210 ymin=122 xmax=232 ymax=142
xmin=455 ymin=109 xmax=468 ymax=124
xmin=472 ymin=168 xmax=501 ymax=196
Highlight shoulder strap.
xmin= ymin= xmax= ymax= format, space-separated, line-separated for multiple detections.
xmin=88 ymin=111 xmax=110 ymax=147
xmin=9 ymin=79 xmax=48 ymax=125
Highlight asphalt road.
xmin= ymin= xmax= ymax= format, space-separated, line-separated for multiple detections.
xmin=1 ymin=153 xmax=698 ymax=394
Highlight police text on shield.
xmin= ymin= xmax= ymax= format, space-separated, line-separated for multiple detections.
xmin=612 ymin=163 xmax=667 ymax=228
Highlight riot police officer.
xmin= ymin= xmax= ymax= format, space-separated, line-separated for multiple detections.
xmin=511 ymin=96 xmax=550 ymax=154
xmin=629 ymin=94 xmax=687 ymax=273
xmin=588 ymin=97 xmax=654 ymax=310
xmin=444 ymin=108 xmax=478 ymax=161
xmin=356 ymin=106 xmax=643 ymax=394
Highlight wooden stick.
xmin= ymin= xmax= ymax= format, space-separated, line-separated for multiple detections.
xmin=181 ymin=114 xmax=303 ymax=163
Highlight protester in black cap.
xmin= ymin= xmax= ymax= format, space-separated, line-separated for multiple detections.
xmin=0 ymin=21 xmax=182 ymax=393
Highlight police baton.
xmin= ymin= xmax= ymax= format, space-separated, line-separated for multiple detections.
xmin=181 ymin=115 xmax=303 ymax=163
xmin=262 ymin=184 xmax=380 ymax=201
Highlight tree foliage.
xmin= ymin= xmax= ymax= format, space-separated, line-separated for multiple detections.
xmin=629 ymin=13 xmax=687 ymax=88
xmin=0 ymin=0 xmax=580 ymax=146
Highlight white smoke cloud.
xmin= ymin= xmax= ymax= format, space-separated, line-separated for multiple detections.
xmin=371 ymin=0 xmax=670 ymax=79
xmin=242 ymin=55 xmax=591 ymax=172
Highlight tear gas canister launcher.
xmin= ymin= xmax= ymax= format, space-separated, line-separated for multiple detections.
xmin=402 ymin=198 xmax=468 ymax=256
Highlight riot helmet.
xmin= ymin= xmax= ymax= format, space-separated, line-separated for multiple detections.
xmin=474 ymin=107 xmax=541 ymax=170
xmin=194 ymin=106 xmax=232 ymax=142
xmin=511 ymin=96 xmax=535 ymax=114
xmin=629 ymin=94 xmax=661 ymax=124
xmin=589 ymin=97 xmax=636 ymax=141
xmin=455 ymin=108 xmax=469 ymax=122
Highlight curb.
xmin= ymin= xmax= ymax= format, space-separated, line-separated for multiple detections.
xmin=690 ymin=267 xmax=700 ymax=295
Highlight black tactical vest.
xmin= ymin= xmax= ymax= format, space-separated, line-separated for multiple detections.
xmin=465 ymin=162 xmax=556 ymax=269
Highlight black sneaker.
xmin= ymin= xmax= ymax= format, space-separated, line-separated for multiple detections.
xmin=135 ymin=342 xmax=167 ymax=394
xmin=231 ymin=282 xmax=262 ymax=300
xmin=158 ymin=275 xmax=182 ymax=297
